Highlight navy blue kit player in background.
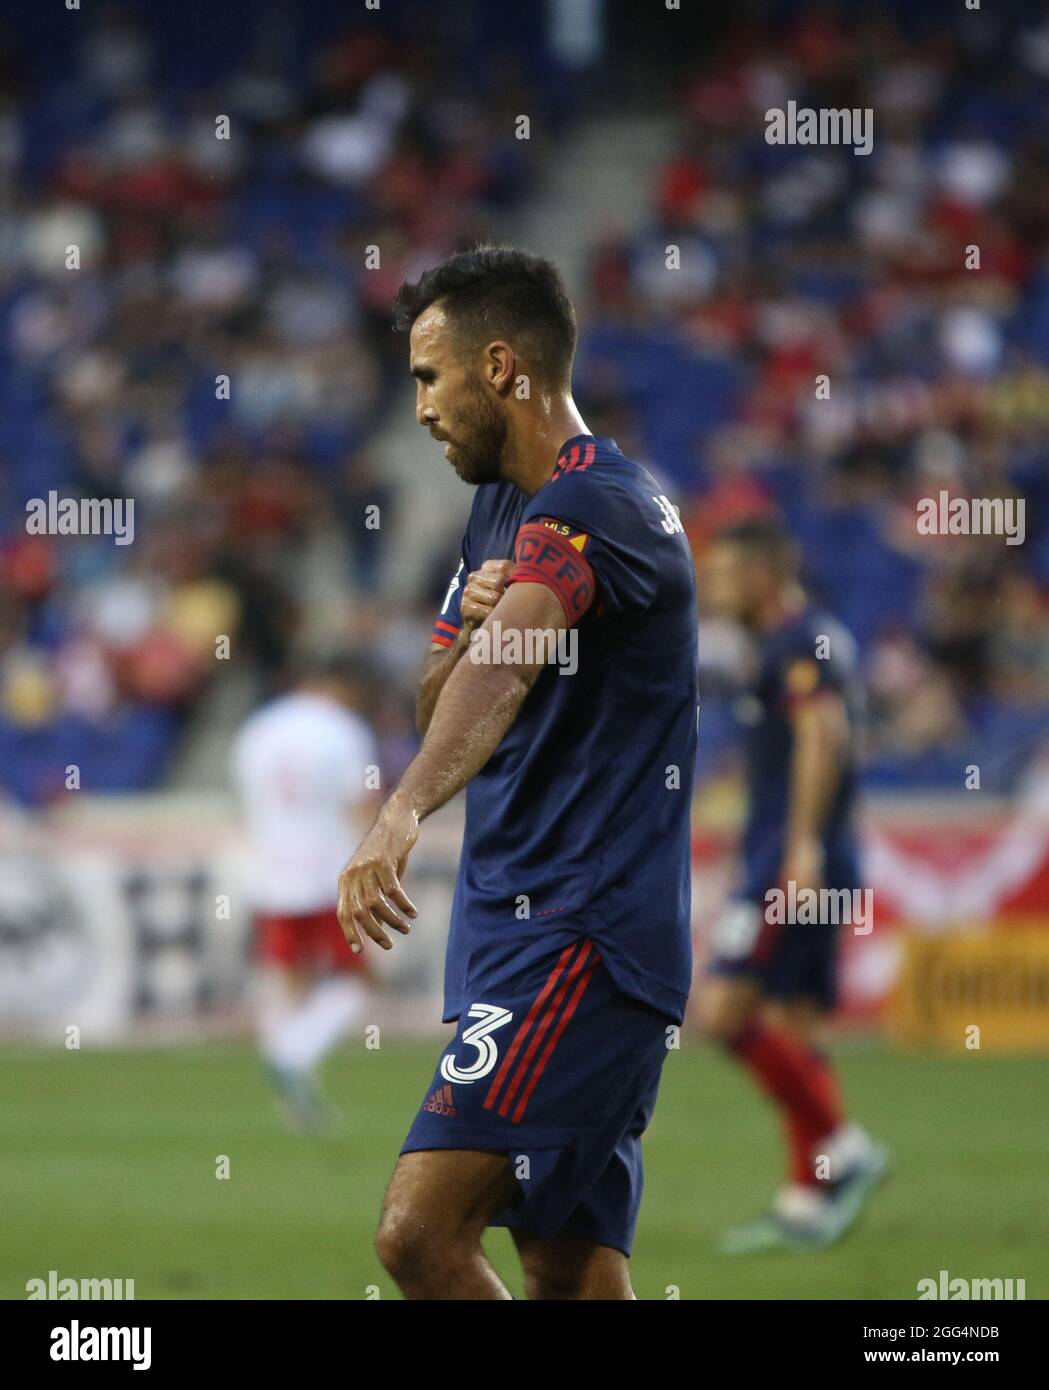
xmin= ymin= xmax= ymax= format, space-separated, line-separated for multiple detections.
xmin=698 ymin=520 xmax=889 ymax=1254
xmin=336 ymin=247 xmax=698 ymax=1300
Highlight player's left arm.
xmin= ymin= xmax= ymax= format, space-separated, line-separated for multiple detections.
xmin=336 ymin=579 xmax=569 ymax=953
xmin=782 ymin=689 xmax=850 ymax=894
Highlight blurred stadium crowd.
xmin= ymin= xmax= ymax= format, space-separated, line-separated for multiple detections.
xmin=0 ymin=0 xmax=1047 ymax=807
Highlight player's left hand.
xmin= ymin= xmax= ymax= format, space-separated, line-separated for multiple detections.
xmin=337 ymin=794 xmax=419 ymax=953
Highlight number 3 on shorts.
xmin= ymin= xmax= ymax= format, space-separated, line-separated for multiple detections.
xmin=440 ymin=1003 xmax=514 ymax=1084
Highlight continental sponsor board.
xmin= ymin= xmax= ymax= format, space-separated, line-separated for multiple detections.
xmin=890 ymin=922 xmax=1049 ymax=1051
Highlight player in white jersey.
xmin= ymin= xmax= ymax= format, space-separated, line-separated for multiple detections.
xmin=232 ymin=654 xmax=379 ymax=1132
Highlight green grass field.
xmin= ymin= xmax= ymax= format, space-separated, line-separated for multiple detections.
xmin=3 ymin=1040 xmax=1046 ymax=1300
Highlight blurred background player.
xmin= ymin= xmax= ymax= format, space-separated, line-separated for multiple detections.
xmin=698 ymin=519 xmax=888 ymax=1252
xmin=232 ymin=652 xmax=379 ymax=1133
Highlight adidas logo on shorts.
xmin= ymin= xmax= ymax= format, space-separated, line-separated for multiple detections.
xmin=422 ymin=1083 xmax=457 ymax=1117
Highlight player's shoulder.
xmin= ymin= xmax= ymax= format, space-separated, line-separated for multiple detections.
xmin=549 ymin=434 xmax=644 ymax=491
xmin=796 ymin=608 xmax=857 ymax=668
xmin=235 ymin=695 xmax=285 ymax=740
xmin=330 ymin=704 xmax=375 ymax=749
xmin=231 ymin=696 xmax=286 ymax=768
xmin=528 ymin=435 xmax=659 ymax=526
xmin=297 ymin=694 xmax=373 ymax=748
xmin=771 ymin=608 xmax=858 ymax=691
xmin=241 ymin=692 xmax=361 ymax=740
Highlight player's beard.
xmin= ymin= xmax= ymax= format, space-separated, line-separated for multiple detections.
xmin=445 ymin=382 xmax=506 ymax=485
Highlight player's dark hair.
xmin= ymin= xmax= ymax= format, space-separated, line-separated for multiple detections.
xmin=392 ymin=245 xmax=578 ymax=386
xmin=715 ymin=518 xmax=799 ymax=576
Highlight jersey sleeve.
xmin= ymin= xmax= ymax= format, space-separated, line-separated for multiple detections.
xmin=777 ymin=634 xmax=849 ymax=711
xmin=432 ymin=493 xmax=487 ymax=647
xmin=509 ymin=470 xmax=659 ymax=621
xmin=432 ymin=555 xmax=466 ymax=647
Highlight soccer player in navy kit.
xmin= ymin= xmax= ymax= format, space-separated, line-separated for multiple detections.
xmin=336 ymin=247 xmax=698 ymax=1299
xmin=698 ymin=520 xmax=888 ymax=1252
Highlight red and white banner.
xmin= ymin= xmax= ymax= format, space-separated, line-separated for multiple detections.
xmin=693 ymin=796 xmax=1049 ymax=1027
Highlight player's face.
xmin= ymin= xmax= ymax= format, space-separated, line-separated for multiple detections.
xmin=704 ymin=542 xmax=762 ymax=626
xmin=410 ymin=306 xmax=505 ymax=485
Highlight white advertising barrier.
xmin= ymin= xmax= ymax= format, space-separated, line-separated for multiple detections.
xmin=0 ymin=793 xmax=456 ymax=1045
xmin=2 ymin=788 xmax=1046 ymax=1043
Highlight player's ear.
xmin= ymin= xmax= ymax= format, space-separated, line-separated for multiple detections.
xmin=485 ymin=340 xmax=515 ymax=394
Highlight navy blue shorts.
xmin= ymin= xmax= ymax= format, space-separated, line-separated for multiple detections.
xmin=708 ymin=898 xmax=840 ymax=1008
xmin=400 ymin=937 xmax=673 ymax=1257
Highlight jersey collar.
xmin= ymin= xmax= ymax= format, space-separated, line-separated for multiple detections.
xmin=552 ymin=434 xmax=619 ymax=482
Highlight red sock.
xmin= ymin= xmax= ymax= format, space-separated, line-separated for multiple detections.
xmin=728 ymin=1021 xmax=844 ymax=1187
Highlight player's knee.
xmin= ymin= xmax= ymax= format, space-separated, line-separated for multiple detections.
xmin=763 ymin=1000 xmax=823 ymax=1046
xmin=516 ymin=1240 xmax=633 ymax=1300
xmin=375 ymin=1207 xmax=432 ymax=1284
xmin=697 ymin=983 xmax=753 ymax=1043
xmin=519 ymin=1254 xmax=583 ymax=1301
xmin=375 ymin=1203 xmax=474 ymax=1286
xmin=524 ymin=1274 xmax=581 ymax=1300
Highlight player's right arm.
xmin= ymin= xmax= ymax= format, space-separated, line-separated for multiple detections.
xmin=415 ymin=558 xmax=512 ymax=733
xmin=781 ymin=683 xmax=850 ymax=895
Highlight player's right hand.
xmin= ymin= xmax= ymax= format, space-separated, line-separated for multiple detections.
xmin=460 ymin=558 xmax=513 ymax=630
xmin=337 ymin=792 xmax=419 ymax=953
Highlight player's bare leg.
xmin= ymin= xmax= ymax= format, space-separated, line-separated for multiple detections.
xmin=256 ymin=963 xmax=307 ymax=1048
xmin=696 ymin=974 xmax=762 ymax=1042
xmin=376 ymin=1150 xmax=520 ymax=1299
xmin=511 ymin=1230 xmax=635 ymax=1300
xmin=257 ymin=964 xmax=355 ymax=1135
xmin=762 ymin=997 xmax=829 ymax=1046
xmin=257 ymin=965 xmax=325 ymax=1133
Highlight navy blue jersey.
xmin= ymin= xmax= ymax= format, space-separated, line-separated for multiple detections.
xmin=740 ymin=609 xmax=861 ymax=900
xmin=432 ymin=435 xmax=699 ymax=1024
xmin=431 ymin=481 xmax=524 ymax=648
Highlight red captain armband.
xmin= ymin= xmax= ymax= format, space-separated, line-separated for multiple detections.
xmin=507 ymin=518 xmax=596 ymax=625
